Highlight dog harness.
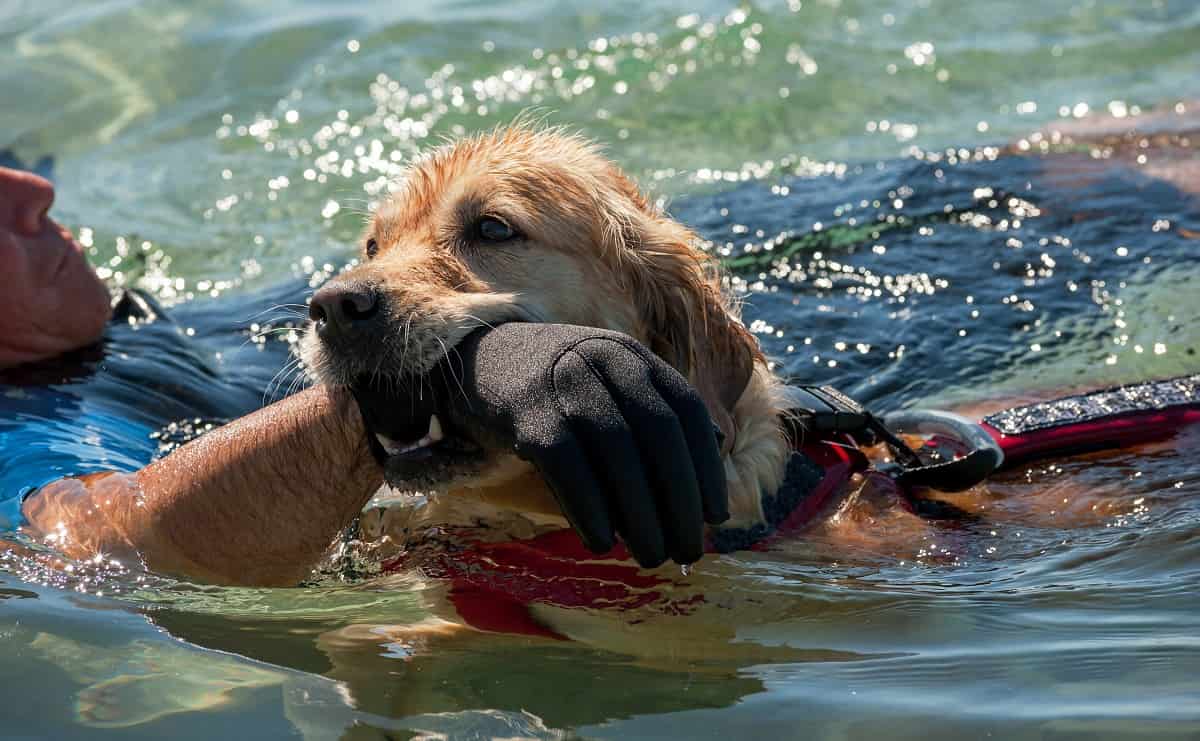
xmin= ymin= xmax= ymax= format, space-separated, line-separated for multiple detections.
xmin=382 ymin=375 xmax=1200 ymax=639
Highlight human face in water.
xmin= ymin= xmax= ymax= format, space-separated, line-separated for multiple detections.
xmin=0 ymin=167 xmax=111 ymax=368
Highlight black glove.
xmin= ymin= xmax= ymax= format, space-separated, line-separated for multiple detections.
xmin=436 ymin=323 xmax=730 ymax=567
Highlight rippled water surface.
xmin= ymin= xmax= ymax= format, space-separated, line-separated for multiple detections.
xmin=2 ymin=1 xmax=1199 ymax=738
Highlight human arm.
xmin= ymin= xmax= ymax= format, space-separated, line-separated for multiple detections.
xmin=21 ymin=325 xmax=731 ymax=584
xmin=22 ymin=385 xmax=381 ymax=586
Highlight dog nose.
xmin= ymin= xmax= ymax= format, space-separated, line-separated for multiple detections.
xmin=309 ymin=281 xmax=381 ymax=338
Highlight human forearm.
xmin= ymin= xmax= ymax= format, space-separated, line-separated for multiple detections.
xmin=23 ymin=385 xmax=382 ymax=586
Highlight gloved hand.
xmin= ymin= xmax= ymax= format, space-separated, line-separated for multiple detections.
xmin=436 ymin=323 xmax=730 ymax=568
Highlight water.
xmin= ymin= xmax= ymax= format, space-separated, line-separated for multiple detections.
xmin=2 ymin=0 xmax=1200 ymax=738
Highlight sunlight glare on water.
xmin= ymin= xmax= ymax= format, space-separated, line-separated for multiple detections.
xmin=1 ymin=0 xmax=1199 ymax=738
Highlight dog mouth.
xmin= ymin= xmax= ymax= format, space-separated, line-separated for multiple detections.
xmin=353 ymin=374 xmax=445 ymax=457
xmin=350 ymin=371 xmax=485 ymax=487
xmin=376 ymin=413 xmax=445 ymax=457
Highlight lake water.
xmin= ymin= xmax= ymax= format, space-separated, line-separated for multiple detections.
xmin=2 ymin=1 xmax=1199 ymax=738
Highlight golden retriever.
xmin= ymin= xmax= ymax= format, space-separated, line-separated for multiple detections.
xmin=299 ymin=123 xmax=792 ymax=529
xmin=288 ymin=123 xmax=1165 ymax=672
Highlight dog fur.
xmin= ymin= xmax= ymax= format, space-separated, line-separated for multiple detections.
xmin=301 ymin=124 xmax=791 ymax=527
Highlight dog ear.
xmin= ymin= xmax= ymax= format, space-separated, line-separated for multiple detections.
xmin=628 ymin=218 xmax=760 ymax=453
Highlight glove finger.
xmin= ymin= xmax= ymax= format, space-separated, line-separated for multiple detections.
xmin=594 ymin=356 xmax=706 ymax=564
xmin=520 ymin=429 xmax=617 ymax=554
xmin=645 ymin=353 xmax=731 ymax=526
xmin=554 ymin=351 xmax=668 ymax=568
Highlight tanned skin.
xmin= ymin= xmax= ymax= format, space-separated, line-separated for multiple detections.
xmin=0 ymin=166 xmax=111 ymax=368
xmin=21 ymin=386 xmax=381 ymax=586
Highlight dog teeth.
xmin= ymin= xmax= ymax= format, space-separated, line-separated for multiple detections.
xmin=376 ymin=415 xmax=444 ymax=457
xmin=376 ymin=433 xmax=404 ymax=456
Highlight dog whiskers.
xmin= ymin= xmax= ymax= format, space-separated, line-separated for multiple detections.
xmin=463 ymin=314 xmax=498 ymax=331
xmin=433 ymin=333 xmax=469 ymax=406
xmin=447 ymin=344 xmax=473 ymax=410
xmin=264 ymin=356 xmax=303 ymax=405
xmin=242 ymin=303 xmax=308 ymax=323
xmin=284 ymin=364 xmax=311 ymax=399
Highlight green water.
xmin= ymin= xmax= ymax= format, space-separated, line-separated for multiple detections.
xmin=4 ymin=0 xmax=1197 ymax=298
xmin=2 ymin=1 xmax=1200 ymax=739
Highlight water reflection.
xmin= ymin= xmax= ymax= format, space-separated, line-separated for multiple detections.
xmin=2 ymin=0 xmax=1200 ymax=732
xmin=3 ymin=108 xmax=1199 ymax=734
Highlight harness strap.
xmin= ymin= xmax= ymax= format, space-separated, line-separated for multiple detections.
xmin=709 ymin=439 xmax=868 ymax=553
xmin=982 ymin=373 xmax=1200 ymax=467
xmin=779 ymin=385 xmax=997 ymax=492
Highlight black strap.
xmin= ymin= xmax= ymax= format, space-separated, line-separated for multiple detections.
xmin=710 ymin=450 xmax=825 ymax=553
xmin=781 ymin=385 xmax=998 ymax=493
xmin=781 ymin=385 xmax=922 ymax=467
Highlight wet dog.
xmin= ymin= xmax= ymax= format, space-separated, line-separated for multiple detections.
xmin=300 ymin=124 xmax=792 ymax=528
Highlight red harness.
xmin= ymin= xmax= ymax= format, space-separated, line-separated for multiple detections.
xmin=383 ymin=438 xmax=869 ymax=639
xmin=384 ymin=373 xmax=1200 ymax=638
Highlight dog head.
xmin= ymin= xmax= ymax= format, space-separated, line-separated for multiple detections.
xmin=301 ymin=125 xmax=761 ymax=488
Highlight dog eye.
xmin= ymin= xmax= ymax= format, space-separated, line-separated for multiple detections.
xmin=365 ymin=238 xmax=378 ymax=259
xmin=476 ymin=217 xmax=517 ymax=242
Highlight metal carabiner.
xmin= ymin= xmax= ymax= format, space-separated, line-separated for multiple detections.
xmin=879 ymin=409 xmax=1005 ymax=492
xmin=778 ymin=385 xmax=1003 ymax=493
